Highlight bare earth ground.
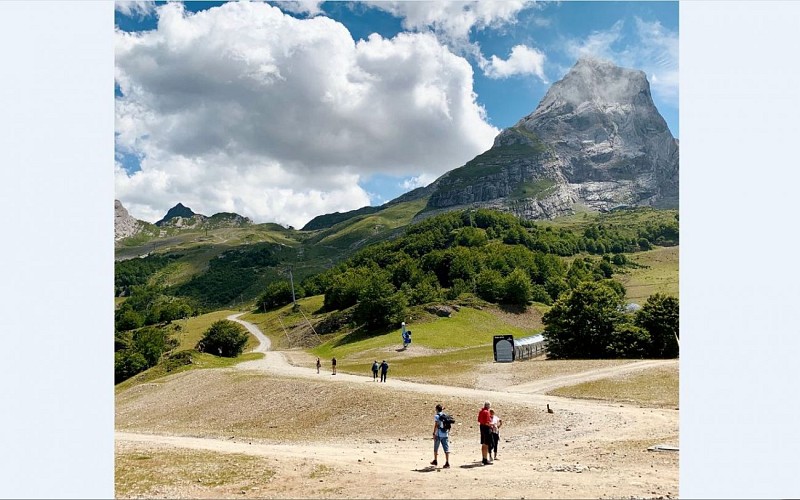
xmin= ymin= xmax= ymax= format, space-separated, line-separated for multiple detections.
xmin=115 ymin=314 xmax=678 ymax=499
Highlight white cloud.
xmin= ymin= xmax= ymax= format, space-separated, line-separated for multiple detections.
xmin=564 ymin=18 xmax=678 ymax=104
xmin=564 ymin=20 xmax=625 ymax=62
xmin=482 ymin=44 xmax=546 ymax=80
xmin=632 ymin=18 xmax=678 ymax=102
xmin=115 ymin=1 xmax=155 ymax=18
xmin=369 ymin=0 xmax=533 ymax=45
xmin=274 ymin=0 xmax=324 ymax=17
xmin=115 ymin=2 xmax=498 ymax=228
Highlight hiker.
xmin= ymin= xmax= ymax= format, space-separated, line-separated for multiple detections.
xmin=332 ymin=357 xmax=337 ymax=375
xmin=379 ymin=360 xmax=388 ymax=382
xmin=316 ymin=357 xmax=321 ymax=374
xmin=371 ymin=360 xmax=379 ymax=381
xmin=431 ymin=404 xmax=451 ymax=469
xmin=477 ymin=401 xmax=493 ymax=465
xmin=489 ymin=408 xmax=503 ymax=460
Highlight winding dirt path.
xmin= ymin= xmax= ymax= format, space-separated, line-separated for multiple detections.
xmin=116 ymin=314 xmax=679 ymax=499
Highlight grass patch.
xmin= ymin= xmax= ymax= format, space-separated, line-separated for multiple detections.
xmin=313 ymin=198 xmax=428 ymax=249
xmin=241 ymin=295 xmax=327 ymax=350
xmin=337 ymin=345 xmax=492 ymax=384
xmin=312 ymin=306 xmax=539 ymax=361
xmin=510 ymin=178 xmax=558 ymax=200
xmin=171 ymin=309 xmax=241 ymax=352
xmin=617 ymin=246 xmax=679 ymax=303
xmin=115 ymin=351 xmax=264 ymax=393
xmin=548 ymin=364 xmax=679 ymax=408
xmin=115 ymin=446 xmax=275 ymax=498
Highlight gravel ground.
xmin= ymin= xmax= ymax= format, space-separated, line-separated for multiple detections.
xmin=115 ymin=315 xmax=679 ymax=499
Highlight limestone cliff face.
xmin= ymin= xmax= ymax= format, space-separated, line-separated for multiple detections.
xmin=115 ymin=199 xmax=144 ymax=241
xmin=426 ymin=58 xmax=678 ymax=219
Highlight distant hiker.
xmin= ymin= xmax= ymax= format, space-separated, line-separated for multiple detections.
xmin=331 ymin=357 xmax=337 ymax=375
xmin=316 ymin=357 xmax=321 ymax=374
xmin=431 ymin=404 xmax=451 ymax=469
xmin=477 ymin=401 xmax=493 ymax=465
xmin=379 ymin=360 xmax=388 ymax=382
xmin=489 ymin=408 xmax=503 ymax=460
xmin=371 ymin=360 xmax=379 ymax=381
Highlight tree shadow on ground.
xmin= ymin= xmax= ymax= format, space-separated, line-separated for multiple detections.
xmin=332 ymin=324 xmax=395 ymax=348
xmin=498 ymin=303 xmax=528 ymax=314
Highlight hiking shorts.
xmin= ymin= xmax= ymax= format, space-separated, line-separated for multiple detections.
xmin=434 ymin=434 xmax=450 ymax=453
xmin=480 ymin=425 xmax=493 ymax=445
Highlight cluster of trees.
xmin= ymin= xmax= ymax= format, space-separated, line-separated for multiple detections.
xmin=263 ymin=209 xmax=641 ymax=332
xmin=173 ymin=243 xmax=282 ymax=308
xmin=543 ymin=285 xmax=679 ymax=359
xmin=115 ymin=253 xmax=182 ymax=296
xmin=115 ymin=318 xmax=250 ymax=384
xmin=114 ymin=325 xmax=176 ymax=383
xmin=115 ymin=285 xmax=196 ymax=332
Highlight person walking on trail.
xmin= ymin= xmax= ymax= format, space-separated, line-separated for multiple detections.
xmin=379 ymin=360 xmax=389 ymax=382
xmin=371 ymin=360 xmax=379 ymax=381
xmin=331 ymin=357 xmax=337 ymax=375
xmin=478 ymin=401 xmax=493 ymax=465
xmin=316 ymin=357 xmax=321 ymax=374
xmin=431 ymin=404 xmax=451 ymax=469
xmin=489 ymin=408 xmax=503 ymax=461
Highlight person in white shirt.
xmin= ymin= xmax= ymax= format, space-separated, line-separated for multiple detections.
xmin=489 ymin=408 xmax=502 ymax=461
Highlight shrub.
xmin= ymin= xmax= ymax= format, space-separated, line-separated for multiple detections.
xmin=197 ymin=320 xmax=249 ymax=357
xmin=635 ymin=294 xmax=679 ymax=358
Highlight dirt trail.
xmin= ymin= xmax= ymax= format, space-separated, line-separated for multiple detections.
xmin=116 ymin=314 xmax=679 ymax=499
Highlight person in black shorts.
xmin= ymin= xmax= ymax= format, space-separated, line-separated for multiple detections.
xmin=477 ymin=401 xmax=493 ymax=465
xmin=331 ymin=357 xmax=337 ymax=375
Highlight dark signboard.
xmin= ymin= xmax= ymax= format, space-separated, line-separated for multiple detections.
xmin=493 ymin=335 xmax=515 ymax=362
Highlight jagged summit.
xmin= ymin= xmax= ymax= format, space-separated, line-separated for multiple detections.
xmin=156 ymin=203 xmax=197 ymax=226
xmin=427 ymin=58 xmax=678 ymax=218
xmin=536 ymin=57 xmax=649 ymax=110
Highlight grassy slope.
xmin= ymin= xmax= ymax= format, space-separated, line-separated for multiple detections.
xmin=617 ymin=246 xmax=679 ymax=303
xmin=548 ymin=364 xmax=679 ymax=408
xmin=309 ymin=198 xmax=428 ymax=250
xmin=115 ymin=309 xmax=262 ymax=393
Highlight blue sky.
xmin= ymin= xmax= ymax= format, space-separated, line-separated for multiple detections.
xmin=115 ymin=1 xmax=678 ymax=227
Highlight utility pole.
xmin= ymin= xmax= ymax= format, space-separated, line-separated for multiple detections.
xmin=288 ymin=265 xmax=297 ymax=310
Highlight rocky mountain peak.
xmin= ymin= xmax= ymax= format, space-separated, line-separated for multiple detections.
xmin=540 ymin=57 xmax=649 ymax=110
xmin=156 ymin=203 xmax=198 ymax=226
xmin=428 ymin=58 xmax=678 ymax=219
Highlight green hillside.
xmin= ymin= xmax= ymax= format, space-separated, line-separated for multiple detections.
xmin=115 ymin=205 xmax=678 ymax=385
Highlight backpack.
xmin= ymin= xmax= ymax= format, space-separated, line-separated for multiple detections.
xmin=439 ymin=412 xmax=455 ymax=432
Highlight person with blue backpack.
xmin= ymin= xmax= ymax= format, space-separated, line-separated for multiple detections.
xmin=431 ymin=403 xmax=454 ymax=469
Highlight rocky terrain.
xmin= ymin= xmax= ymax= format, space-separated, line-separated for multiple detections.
xmin=114 ymin=199 xmax=146 ymax=241
xmin=426 ymin=57 xmax=679 ymax=219
xmin=115 ymin=200 xmax=253 ymax=243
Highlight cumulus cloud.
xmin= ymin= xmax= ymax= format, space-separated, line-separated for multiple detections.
xmin=273 ymin=0 xmax=324 ymax=17
xmin=115 ymin=2 xmax=498 ymax=228
xmin=482 ymin=44 xmax=546 ymax=80
xmin=564 ymin=18 xmax=678 ymax=104
xmin=370 ymin=0 xmax=532 ymax=44
xmin=366 ymin=0 xmax=537 ymax=69
xmin=115 ymin=0 xmax=155 ymax=18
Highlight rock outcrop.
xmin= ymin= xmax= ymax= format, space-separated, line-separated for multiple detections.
xmin=426 ymin=57 xmax=679 ymax=219
xmin=115 ymin=199 xmax=144 ymax=241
